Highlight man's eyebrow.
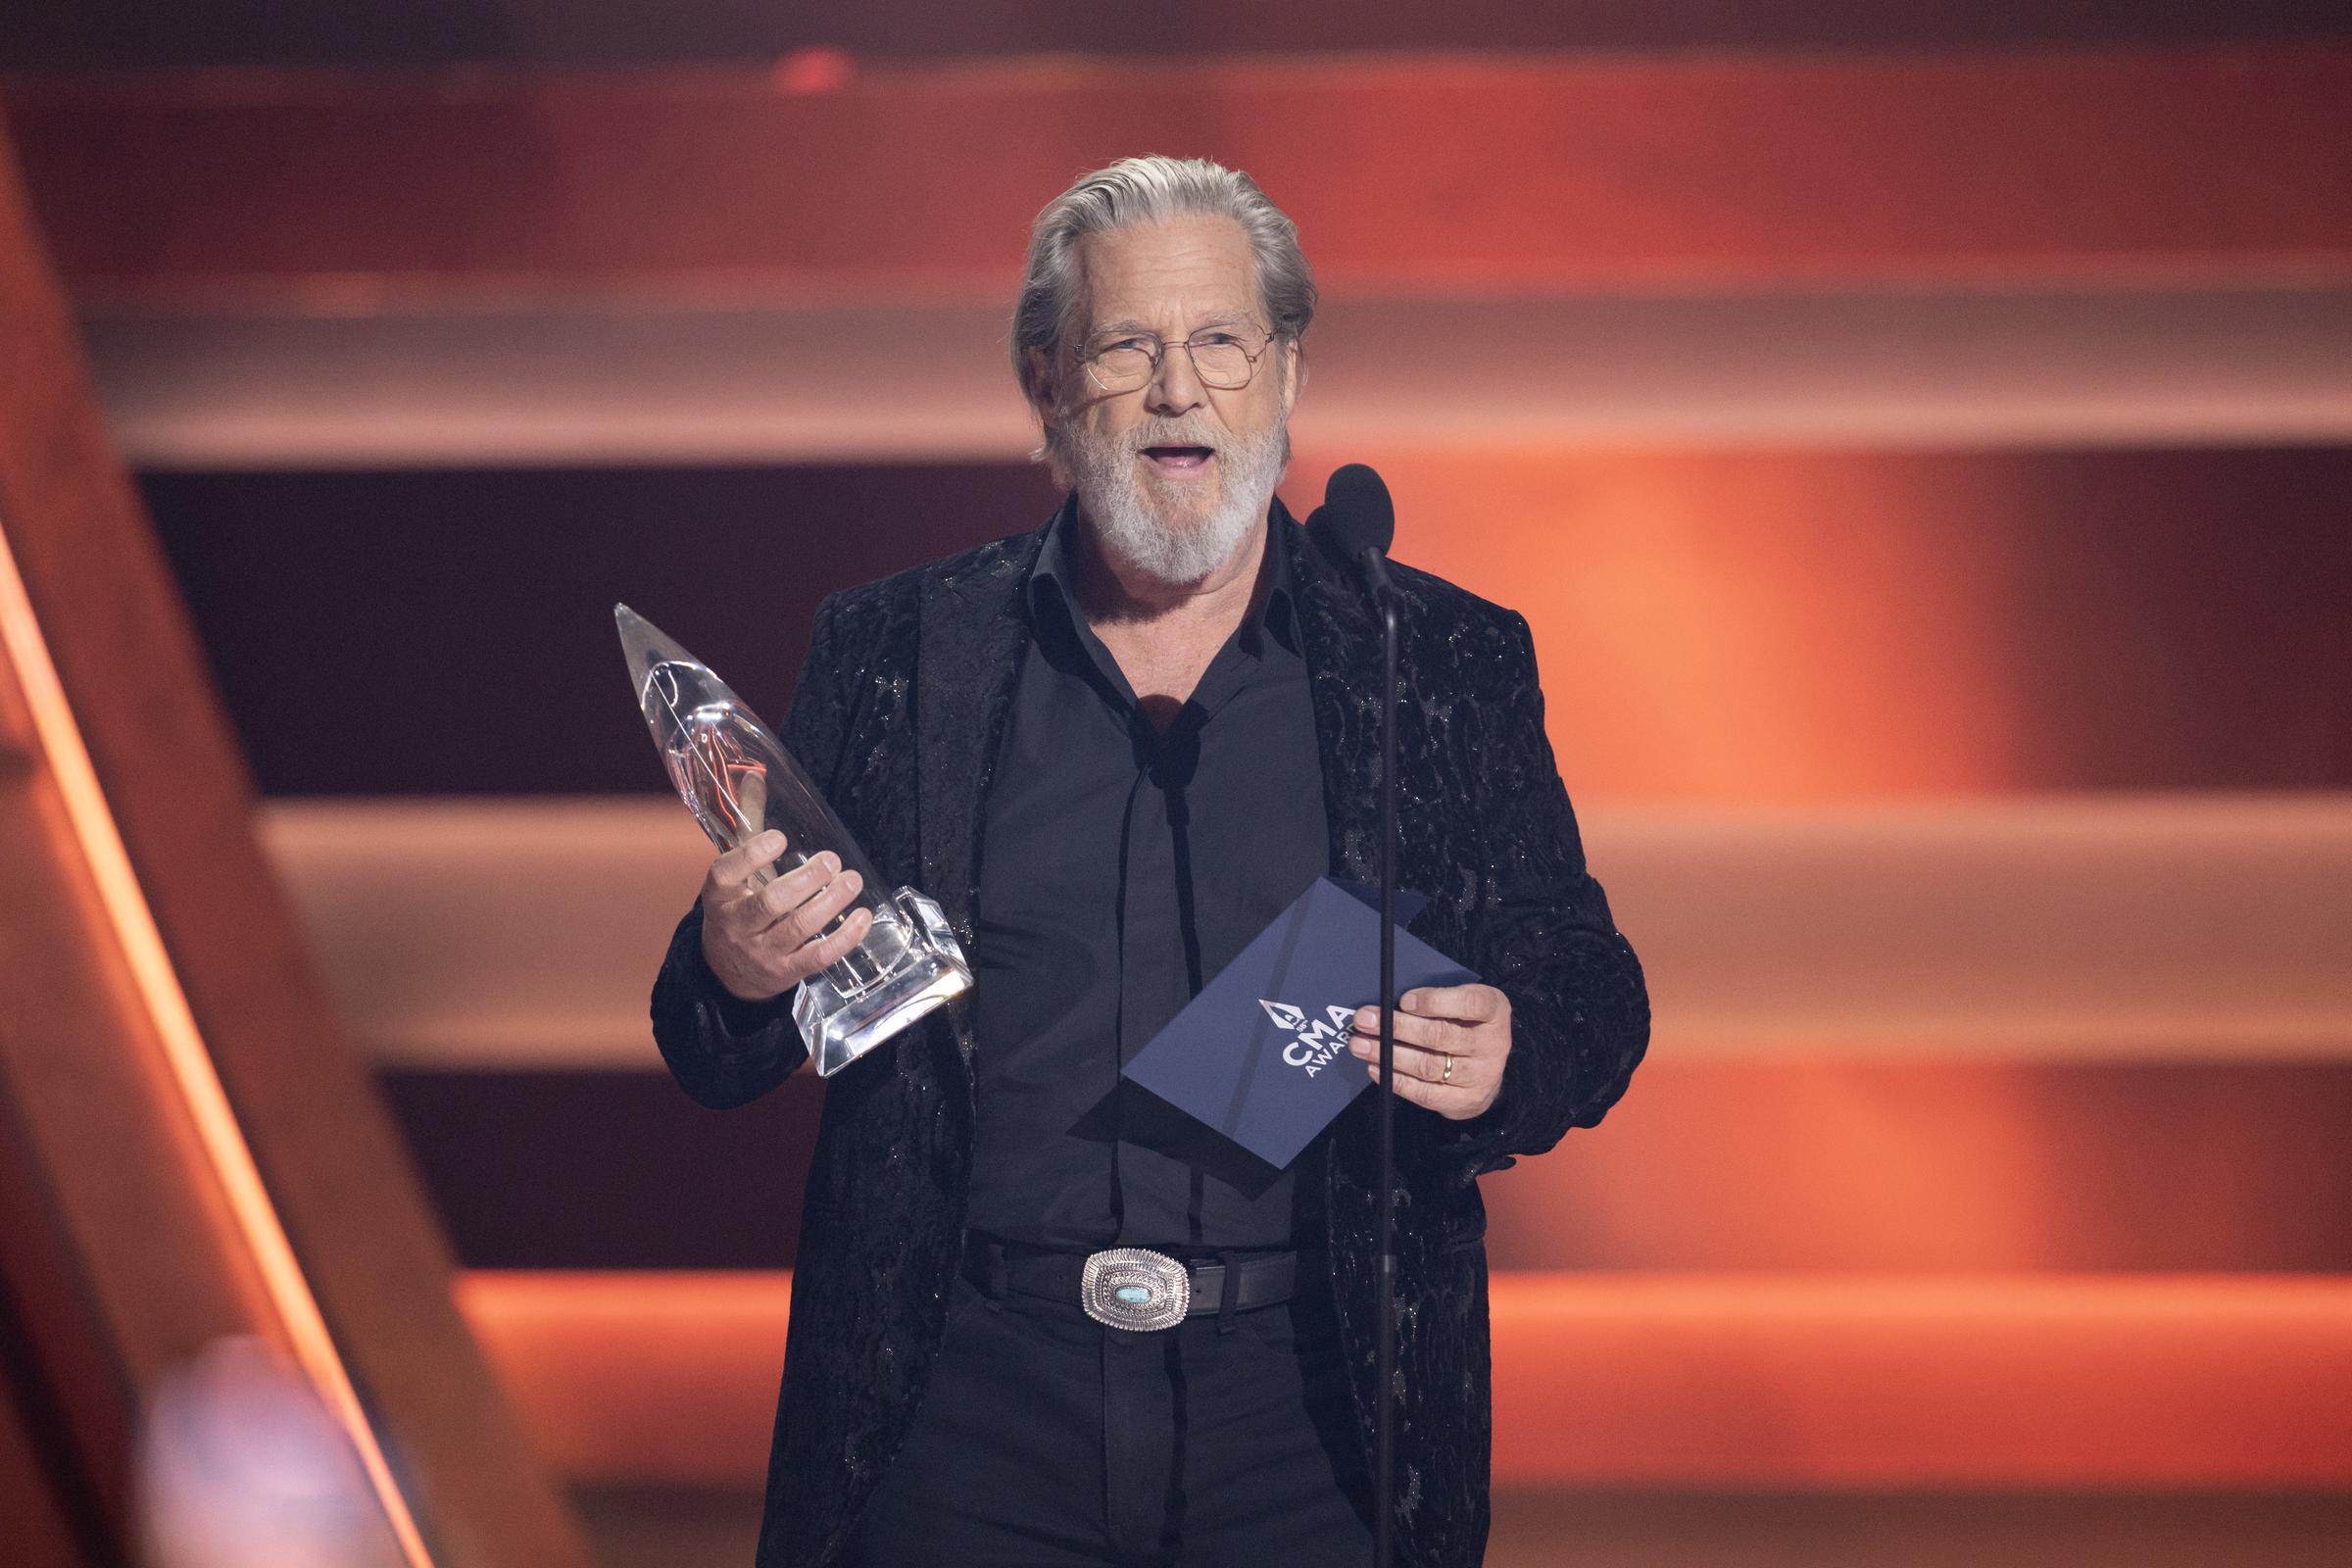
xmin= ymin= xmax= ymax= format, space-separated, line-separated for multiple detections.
xmin=1086 ymin=311 xmax=1257 ymax=339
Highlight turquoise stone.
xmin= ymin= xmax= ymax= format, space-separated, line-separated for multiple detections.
xmin=1115 ymin=1285 xmax=1152 ymax=1304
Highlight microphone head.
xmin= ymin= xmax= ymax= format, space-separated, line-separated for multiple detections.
xmin=1313 ymin=463 xmax=1396 ymax=560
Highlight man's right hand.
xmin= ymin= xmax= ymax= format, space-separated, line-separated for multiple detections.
xmin=699 ymin=829 xmax=873 ymax=1004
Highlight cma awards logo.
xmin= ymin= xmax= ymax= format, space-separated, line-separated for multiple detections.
xmin=1258 ymin=999 xmax=1357 ymax=1077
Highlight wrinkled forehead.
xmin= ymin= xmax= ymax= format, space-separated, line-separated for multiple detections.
xmin=1071 ymin=215 xmax=1263 ymax=339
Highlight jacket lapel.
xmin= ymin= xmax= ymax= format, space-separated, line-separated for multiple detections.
xmin=1281 ymin=501 xmax=1385 ymax=887
xmin=915 ymin=526 xmax=1044 ymax=1062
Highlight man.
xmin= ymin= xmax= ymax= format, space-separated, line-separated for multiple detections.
xmin=650 ymin=156 xmax=1648 ymax=1568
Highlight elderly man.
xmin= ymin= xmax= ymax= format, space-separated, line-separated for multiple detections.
xmin=650 ymin=156 xmax=1647 ymax=1568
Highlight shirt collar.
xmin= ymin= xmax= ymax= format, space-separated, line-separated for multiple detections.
xmin=1027 ymin=493 xmax=1300 ymax=657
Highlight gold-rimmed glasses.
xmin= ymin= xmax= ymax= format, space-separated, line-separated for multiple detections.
xmin=1080 ymin=325 xmax=1283 ymax=394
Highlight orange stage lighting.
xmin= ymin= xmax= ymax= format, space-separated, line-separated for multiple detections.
xmin=461 ymin=1270 xmax=2352 ymax=1492
xmin=0 ymin=519 xmax=433 ymax=1568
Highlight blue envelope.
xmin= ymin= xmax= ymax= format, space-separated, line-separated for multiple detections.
xmin=1120 ymin=876 xmax=1480 ymax=1170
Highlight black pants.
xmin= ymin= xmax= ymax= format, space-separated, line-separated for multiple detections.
xmin=846 ymin=1259 xmax=1376 ymax=1567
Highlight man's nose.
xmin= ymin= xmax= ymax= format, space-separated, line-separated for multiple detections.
xmin=1145 ymin=341 xmax=1206 ymax=416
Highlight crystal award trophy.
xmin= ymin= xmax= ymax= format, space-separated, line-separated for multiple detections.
xmin=616 ymin=604 xmax=971 ymax=1075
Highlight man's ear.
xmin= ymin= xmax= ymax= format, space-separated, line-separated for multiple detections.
xmin=1280 ymin=335 xmax=1305 ymax=409
xmin=1021 ymin=346 xmax=1061 ymax=425
xmin=1023 ymin=346 xmax=1071 ymax=480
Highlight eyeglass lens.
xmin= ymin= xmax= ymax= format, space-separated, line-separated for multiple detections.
xmin=1089 ymin=333 xmax=1263 ymax=391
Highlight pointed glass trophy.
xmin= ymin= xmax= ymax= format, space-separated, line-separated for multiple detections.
xmin=616 ymin=604 xmax=971 ymax=1075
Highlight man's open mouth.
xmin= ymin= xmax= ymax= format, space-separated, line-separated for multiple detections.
xmin=1141 ymin=445 xmax=1216 ymax=471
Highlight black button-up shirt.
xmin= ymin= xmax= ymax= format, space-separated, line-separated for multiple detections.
xmin=963 ymin=501 xmax=1332 ymax=1251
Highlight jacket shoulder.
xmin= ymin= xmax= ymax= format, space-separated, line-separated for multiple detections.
xmin=1285 ymin=506 xmax=1525 ymax=649
xmin=1388 ymin=556 xmax=1533 ymax=660
xmin=818 ymin=528 xmax=1040 ymax=629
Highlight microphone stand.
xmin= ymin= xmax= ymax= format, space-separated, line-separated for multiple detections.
xmin=1370 ymin=566 xmax=1399 ymax=1568
xmin=1315 ymin=477 xmax=1402 ymax=1566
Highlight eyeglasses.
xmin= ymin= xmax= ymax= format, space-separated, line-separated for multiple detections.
xmin=1080 ymin=326 xmax=1284 ymax=394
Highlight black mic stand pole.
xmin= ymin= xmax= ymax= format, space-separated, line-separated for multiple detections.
xmin=1316 ymin=462 xmax=1403 ymax=1565
xmin=1374 ymin=577 xmax=1399 ymax=1568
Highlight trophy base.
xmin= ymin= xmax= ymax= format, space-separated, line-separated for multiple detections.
xmin=794 ymin=887 xmax=973 ymax=1076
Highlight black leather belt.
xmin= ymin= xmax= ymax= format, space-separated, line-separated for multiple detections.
xmin=963 ymin=1237 xmax=1303 ymax=1332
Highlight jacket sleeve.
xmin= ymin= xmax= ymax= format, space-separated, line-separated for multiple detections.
xmin=646 ymin=593 xmax=854 ymax=1108
xmin=1442 ymin=612 xmax=1649 ymax=1176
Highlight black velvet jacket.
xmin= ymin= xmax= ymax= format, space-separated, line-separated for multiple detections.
xmin=649 ymin=502 xmax=1649 ymax=1568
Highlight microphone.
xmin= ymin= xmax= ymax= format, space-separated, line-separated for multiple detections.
xmin=1308 ymin=463 xmax=1396 ymax=599
xmin=1310 ymin=460 xmax=1406 ymax=1567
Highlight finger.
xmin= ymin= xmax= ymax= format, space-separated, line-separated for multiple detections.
xmin=708 ymin=830 xmax=788 ymax=897
xmin=760 ymin=867 xmax=865 ymax=954
xmin=1368 ymin=1059 xmax=1466 ymax=1112
xmin=746 ymin=851 xmax=843 ymax=930
xmin=1398 ymin=984 xmax=1504 ymax=1023
xmin=1351 ymin=1005 xmax=1468 ymax=1056
xmin=1346 ymin=1032 xmax=1459 ymax=1083
xmin=794 ymin=905 xmax=874 ymax=975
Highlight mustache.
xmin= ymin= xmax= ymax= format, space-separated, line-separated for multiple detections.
xmin=1119 ymin=419 xmax=1226 ymax=454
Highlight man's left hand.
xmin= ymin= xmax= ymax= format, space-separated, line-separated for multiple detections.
xmin=1348 ymin=984 xmax=1511 ymax=1120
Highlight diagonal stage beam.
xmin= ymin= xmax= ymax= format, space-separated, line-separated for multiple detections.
xmin=6 ymin=45 xmax=2350 ymax=309
xmin=0 ymin=116 xmax=593 ymax=1568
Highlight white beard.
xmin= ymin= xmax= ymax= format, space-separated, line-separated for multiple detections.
xmin=1069 ymin=413 xmax=1291 ymax=586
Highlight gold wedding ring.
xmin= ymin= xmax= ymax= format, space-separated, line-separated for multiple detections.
xmin=1441 ymin=1054 xmax=1454 ymax=1084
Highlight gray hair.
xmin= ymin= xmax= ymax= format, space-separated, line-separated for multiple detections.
xmin=1011 ymin=156 xmax=1316 ymax=455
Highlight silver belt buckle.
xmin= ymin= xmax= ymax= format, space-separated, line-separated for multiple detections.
xmin=1080 ymin=1248 xmax=1191 ymax=1332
